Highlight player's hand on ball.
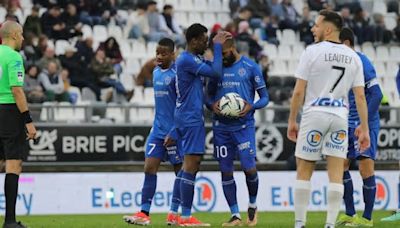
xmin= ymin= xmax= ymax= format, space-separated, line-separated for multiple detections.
xmin=238 ymin=101 xmax=252 ymax=117
xmin=26 ymin=122 xmax=37 ymax=140
xmin=355 ymin=125 xmax=370 ymax=152
xmin=212 ymin=100 xmax=222 ymax=115
xmin=163 ymin=135 xmax=175 ymax=147
xmin=287 ymin=121 xmax=298 ymax=142
xmin=213 ymin=31 xmax=232 ymax=44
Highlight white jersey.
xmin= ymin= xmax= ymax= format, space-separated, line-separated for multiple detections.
xmin=295 ymin=41 xmax=364 ymax=120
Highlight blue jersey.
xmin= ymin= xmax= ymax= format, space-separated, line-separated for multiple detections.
xmin=151 ymin=64 xmax=177 ymax=139
xmin=174 ymin=44 xmax=222 ymax=128
xmin=209 ymin=56 xmax=266 ymax=131
xmin=348 ymin=52 xmax=380 ymax=129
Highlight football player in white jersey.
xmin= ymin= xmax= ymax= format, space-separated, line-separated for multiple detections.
xmin=287 ymin=10 xmax=370 ymax=228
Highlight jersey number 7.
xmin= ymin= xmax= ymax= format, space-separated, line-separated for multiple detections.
xmin=330 ymin=66 xmax=346 ymax=93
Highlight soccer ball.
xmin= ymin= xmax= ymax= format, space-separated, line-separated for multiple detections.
xmin=218 ymin=92 xmax=245 ymax=118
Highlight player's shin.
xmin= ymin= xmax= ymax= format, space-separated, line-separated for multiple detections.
xmin=170 ymin=170 xmax=183 ymax=214
xmin=294 ymin=180 xmax=311 ymax=226
xmin=222 ymin=174 xmax=240 ymax=218
xmin=141 ymin=173 xmax=157 ymax=215
xmin=180 ymin=171 xmax=196 ymax=218
xmin=326 ymin=183 xmax=344 ymax=226
xmin=343 ymin=170 xmax=356 ymax=216
xmin=362 ymin=175 xmax=376 ymax=220
xmin=245 ymin=172 xmax=258 ymax=208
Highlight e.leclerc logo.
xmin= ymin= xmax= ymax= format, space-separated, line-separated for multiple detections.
xmin=374 ymin=176 xmax=390 ymax=210
xmin=192 ymin=176 xmax=217 ymax=212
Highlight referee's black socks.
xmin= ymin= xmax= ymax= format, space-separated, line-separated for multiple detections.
xmin=4 ymin=173 xmax=19 ymax=224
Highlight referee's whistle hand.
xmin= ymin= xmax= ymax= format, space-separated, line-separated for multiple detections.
xmin=25 ymin=122 xmax=37 ymax=140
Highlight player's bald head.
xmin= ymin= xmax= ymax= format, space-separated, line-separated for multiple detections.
xmin=0 ymin=21 xmax=22 ymax=39
xmin=222 ymin=38 xmax=235 ymax=50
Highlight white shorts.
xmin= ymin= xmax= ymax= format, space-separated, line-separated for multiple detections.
xmin=295 ymin=111 xmax=348 ymax=161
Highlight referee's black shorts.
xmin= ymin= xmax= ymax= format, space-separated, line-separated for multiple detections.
xmin=0 ymin=104 xmax=27 ymax=160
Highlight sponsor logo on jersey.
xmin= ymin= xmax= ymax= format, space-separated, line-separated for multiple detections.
xmin=311 ymin=97 xmax=347 ymax=107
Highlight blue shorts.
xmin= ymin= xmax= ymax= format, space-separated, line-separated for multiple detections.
xmin=176 ymin=126 xmax=205 ymax=155
xmin=145 ymin=133 xmax=183 ymax=165
xmin=347 ymin=127 xmax=378 ymax=160
xmin=213 ymin=127 xmax=256 ymax=172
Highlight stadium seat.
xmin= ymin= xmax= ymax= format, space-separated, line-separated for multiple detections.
xmin=385 ymin=15 xmax=397 ymax=30
xmin=130 ymin=86 xmax=144 ymax=104
xmin=81 ymin=24 xmax=93 ymax=39
xmin=354 ymin=45 xmax=361 ymax=53
xmin=386 ymin=61 xmax=399 ymax=77
xmin=73 ymin=101 xmax=88 ymax=122
xmin=178 ymin=0 xmax=194 ymax=11
xmin=389 ymin=46 xmax=400 ymax=61
xmin=292 ymin=0 xmax=304 ymax=15
xmin=287 ymin=60 xmax=297 ymax=75
xmin=120 ymin=73 xmax=134 ymax=91
xmin=106 ymin=105 xmax=125 ymax=123
xmin=193 ymin=0 xmax=207 ymax=11
xmin=372 ymin=0 xmax=387 ymax=15
xmin=54 ymin=40 xmax=71 ymax=56
xmin=375 ymin=61 xmax=386 ymax=77
xmin=82 ymin=87 xmax=97 ymax=102
xmin=175 ymin=12 xmax=188 ymax=28
xmin=263 ymin=43 xmax=278 ymax=59
xmin=93 ymin=25 xmax=108 ymax=42
xmin=54 ymin=102 xmax=74 ymax=122
xmin=203 ymin=12 xmax=217 ymax=28
xmin=125 ymin=57 xmax=141 ymax=76
xmin=277 ymin=45 xmax=292 ymax=60
xmin=119 ymin=40 xmax=133 ymax=58
xmin=40 ymin=102 xmax=56 ymax=121
xmin=117 ymin=10 xmax=129 ymax=22
xmin=131 ymin=40 xmax=147 ymax=58
xmin=376 ymin=46 xmax=389 ymax=62
xmin=280 ymin=29 xmax=297 ymax=45
xmin=217 ymin=13 xmax=231 ymax=27
xmin=68 ymin=86 xmax=82 ymax=104
xmin=20 ymin=0 xmax=33 ymax=9
xmin=143 ymin=88 xmax=155 ymax=105
xmin=270 ymin=60 xmax=288 ymax=76
xmin=147 ymin=42 xmax=158 ymax=57
xmin=108 ymin=26 xmax=123 ymax=42
xmin=361 ymin=43 xmax=376 ymax=61
xmin=208 ymin=0 xmax=222 ymax=12
xmin=292 ymin=44 xmax=304 ymax=60
xmin=187 ymin=12 xmax=203 ymax=25
xmin=221 ymin=0 xmax=230 ymax=12
xmin=39 ymin=7 xmax=46 ymax=17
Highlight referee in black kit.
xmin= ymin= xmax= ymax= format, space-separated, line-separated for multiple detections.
xmin=0 ymin=21 xmax=36 ymax=228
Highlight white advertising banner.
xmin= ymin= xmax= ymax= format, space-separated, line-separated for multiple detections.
xmin=0 ymin=171 xmax=398 ymax=215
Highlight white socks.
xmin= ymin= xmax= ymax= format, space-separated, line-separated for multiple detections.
xmin=326 ymin=183 xmax=344 ymax=226
xmin=294 ymin=180 xmax=311 ymax=227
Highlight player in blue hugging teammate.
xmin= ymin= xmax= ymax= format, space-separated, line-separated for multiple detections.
xmin=207 ymin=38 xmax=269 ymax=227
xmin=174 ymin=24 xmax=231 ymax=226
xmin=336 ymin=27 xmax=383 ymax=227
xmin=123 ymin=38 xmax=183 ymax=226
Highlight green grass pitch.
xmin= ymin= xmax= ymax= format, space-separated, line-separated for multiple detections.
xmin=2 ymin=211 xmax=400 ymax=227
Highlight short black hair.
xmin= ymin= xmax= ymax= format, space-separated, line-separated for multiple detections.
xmin=239 ymin=6 xmax=252 ymax=13
xmin=185 ymin=23 xmax=208 ymax=43
xmin=158 ymin=38 xmax=175 ymax=52
xmin=319 ymin=9 xmax=343 ymax=30
xmin=339 ymin=27 xmax=355 ymax=47
xmin=163 ymin=4 xmax=173 ymax=11
xmin=147 ymin=1 xmax=157 ymax=6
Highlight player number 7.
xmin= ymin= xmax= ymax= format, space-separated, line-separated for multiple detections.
xmin=148 ymin=143 xmax=156 ymax=155
xmin=330 ymin=65 xmax=346 ymax=93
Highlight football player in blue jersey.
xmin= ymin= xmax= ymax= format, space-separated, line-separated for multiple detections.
xmin=123 ymin=38 xmax=183 ymax=226
xmin=207 ymin=38 xmax=269 ymax=226
xmin=174 ymin=24 xmax=231 ymax=226
xmin=336 ymin=27 xmax=383 ymax=227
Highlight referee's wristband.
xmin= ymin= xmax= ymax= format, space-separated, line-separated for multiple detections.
xmin=22 ymin=111 xmax=33 ymax=124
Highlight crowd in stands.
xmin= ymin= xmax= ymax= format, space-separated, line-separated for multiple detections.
xmin=0 ymin=0 xmax=399 ymax=107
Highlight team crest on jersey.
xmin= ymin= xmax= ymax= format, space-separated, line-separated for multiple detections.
xmin=194 ymin=56 xmax=202 ymax=64
xmin=164 ymin=76 xmax=171 ymax=85
xmin=238 ymin=68 xmax=246 ymax=77
xmin=255 ymin=75 xmax=261 ymax=83
xmin=14 ymin=61 xmax=22 ymax=70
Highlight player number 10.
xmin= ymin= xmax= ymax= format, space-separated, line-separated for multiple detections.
xmin=215 ymin=145 xmax=228 ymax=158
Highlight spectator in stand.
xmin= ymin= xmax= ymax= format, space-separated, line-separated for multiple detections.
xmin=90 ymin=49 xmax=133 ymax=101
xmin=233 ymin=7 xmax=252 ymax=31
xmin=246 ymin=0 xmax=270 ymax=21
xmin=61 ymin=3 xmax=83 ymax=39
xmin=40 ymin=5 xmax=70 ymax=40
xmin=335 ymin=0 xmax=361 ymax=13
xmin=79 ymin=0 xmax=111 ymax=26
xmin=280 ymin=0 xmax=300 ymax=30
xmin=259 ymin=52 xmax=270 ymax=83
xmin=263 ymin=15 xmax=279 ymax=45
xmin=229 ymin=0 xmax=249 ymax=18
xmin=22 ymin=32 xmax=41 ymax=66
xmin=298 ymin=6 xmax=314 ymax=45
xmin=145 ymin=1 xmax=172 ymax=42
xmin=352 ymin=8 xmax=374 ymax=44
xmin=37 ymin=46 xmax=62 ymax=71
xmin=6 ymin=0 xmax=23 ymax=23
xmin=394 ymin=16 xmax=400 ymax=42
xmin=270 ymin=0 xmax=284 ymax=20
xmin=75 ymin=36 xmax=94 ymax=65
xmin=136 ymin=58 xmax=157 ymax=87
xmin=388 ymin=0 xmax=399 ymax=15
xmin=160 ymin=4 xmax=185 ymax=47
xmin=236 ymin=20 xmax=262 ymax=60
xmin=340 ymin=7 xmax=354 ymax=28
xmin=373 ymin=14 xmax=392 ymax=44
xmin=23 ymin=5 xmax=42 ymax=37
xmin=127 ymin=3 xmax=149 ymax=39
xmin=97 ymin=37 xmax=123 ymax=75
xmin=38 ymin=61 xmax=71 ymax=102
xmin=307 ymin=0 xmax=328 ymax=11
xmin=225 ymin=22 xmax=238 ymax=37
xmin=24 ymin=65 xmax=46 ymax=103
xmin=36 ymin=34 xmax=48 ymax=58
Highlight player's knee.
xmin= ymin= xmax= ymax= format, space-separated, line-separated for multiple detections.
xmin=244 ymin=168 xmax=257 ymax=176
xmin=221 ymin=172 xmax=233 ymax=177
xmin=5 ymin=160 xmax=22 ymax=174
xmin=343 ymin=159 xmax=351 ymax=170
xmin=0 ymin=160 xmax=5 ymax=172
xmin=359 ymin=166 xmax=374 ymax=179
xmin=144 ymin=164 xmax=158 ymax=174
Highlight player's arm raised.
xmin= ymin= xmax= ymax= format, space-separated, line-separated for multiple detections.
xmin=287 ymin=79 xmax=306 ymax=142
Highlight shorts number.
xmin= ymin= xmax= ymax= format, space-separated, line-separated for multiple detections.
xmin=215 ymin=145 xmax=228 ymax=158
xmin=330 ymin=66 xmax=346 ymax=93
xmin=147 ymin=143 xmax=156 ymax=155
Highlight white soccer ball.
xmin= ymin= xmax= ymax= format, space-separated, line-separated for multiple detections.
xmin=218 ymin=92 xmax=245 ymax=118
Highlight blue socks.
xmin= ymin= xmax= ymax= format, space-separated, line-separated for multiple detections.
xmin=246 ymin=172 xmax=258 ymax=207
xmin=362 ymin=175 xmax=376 ymax=220
xmin=141 ymin=173 xmax=157 ymax=214
xmin=170 ymin=170 xmax=183 ymax=213
xmin=222 ymin=175 xmax=240 ymax=217
xmin=180 ymin=171 xmax=196 ymax=218
xmin=343 ymin=170 xmax=356 ymax=216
